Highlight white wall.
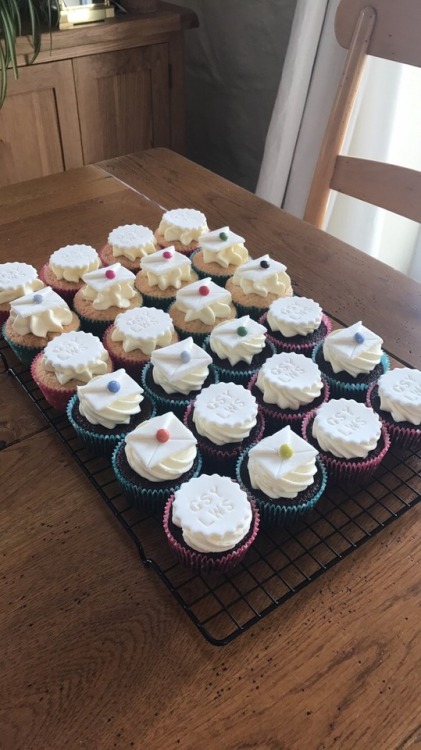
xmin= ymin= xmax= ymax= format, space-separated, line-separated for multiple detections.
xmin=174 ymin=0 xmax=297 ymax=191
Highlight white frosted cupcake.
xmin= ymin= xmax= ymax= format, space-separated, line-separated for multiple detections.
xmin=112 ymin=412 xmax=202 ymax=511
xmin=236 ymin=425 xmax=327 ymax=525
xmin=163 ymin=474 xmax=260 ymax=574
xmin=302 ymin=398 xmax=390 ymax=484
xmin=168 ymin=276 xmax=236 ymax=344
xmin=190 ymin=226 xmax=249 ymax=284
xmin=204 ymin=315 xmax=275 ymax=385
xmin=260 ymin=295 xmax=333 ymax=355
xmin=0 ymin=262 xmax=44 ymax=325
xmin=367 ymin=367 xmax=421 ymax=451
xmin=313 ymin=321 xmax=390 ymax=400
xmin=103 ymin=306 xmax=178 ymax=383
xmin=40 ymin=244 xmax=101 ymax=303
xmin=249 ymin=351 xmax=329 ymax=433
xmin=184 ymin=381 xmax=265 ymax=476
xmin=99 ymin=225 xmax=158 ymax=271
xmin=135 ymin=246 xmax=198 ymax=310
xmin=31 ymin=330 xmax=112 ymax=411
xmin=73 ymin=262 xmax=142 ymax=337
xmin=141 ymin=336 xmax=215 ymax=417
xmin=155 ymin=208 xmax=209 ymax=254
xmin=226 ymin=254 xmax=293 ymax=320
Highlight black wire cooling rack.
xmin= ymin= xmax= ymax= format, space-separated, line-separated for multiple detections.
xmin=2 ymin=337 xmax=420 ymax=646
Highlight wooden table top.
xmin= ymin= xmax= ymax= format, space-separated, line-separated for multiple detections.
xmin=0 ymin=148 xmax=420 ymax=750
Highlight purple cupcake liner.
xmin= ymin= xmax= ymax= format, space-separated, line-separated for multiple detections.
xmin=39 ymin=263 xmax=79 ymax=306
xmin=248 ymin=371 xmax=330 ymax=435
xmin=259 ymin=312 xmax=333 ymax=356
xmin=366 ymin=383 xmax=421 ymax=452
xmin=312 ymin=343 xmax=390 ymax=402
xmin=163 ymin=494 xmax=260 ymax=575
xmin=236 ymin=452 xmax=328 ymax=527
xmin=183 ymin=401 xmax=265 ymax=477
xmin=301 ymin=411 xmax=391 ymax=484
xmin=111 ymin=439 xmax=203 ymax=513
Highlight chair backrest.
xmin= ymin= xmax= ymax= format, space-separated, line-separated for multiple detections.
xmin=304 ymin=0 xmax=421 ymax=228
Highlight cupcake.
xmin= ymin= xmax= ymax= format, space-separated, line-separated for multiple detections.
xmin=260 ymin=295 xmax=333 ymax=355
xmin=134 ymin=246 xmax=198 ymax=310
xmin=142 ymin=336 xmax=215 ymax=418
xmin=112 ymin=412 xmax=202 ymax=512
xmin=73 ymin=262 xmax=142 ymax=337
xmin=302 ymin=398 xmax=390 ymax=484
xmin=236 ymin=425 xmax=327 ymax=526
xmin=163 ymin=474 xmax=260 ymax=575
xmin=103 ymin=306 xmax=178 ymax=382
xmin=3 ymin=286 xmax=79 ymax=366
xmin=184 ymin=381 xmax=265 ymax=477
xmin=155 ymin=208 xmax=208 ymax=255
xmin=168 ymin=277 xmax=236 ymax=345
xmin=367 ymin=367 xmax=421 ymax=451
xmin=0 ymin=262 xmax=44 ymax=326
xmin=250 ymin=351 xmax=329 ymax=433
xmin=67 ymin=368 xmax=154 ymax=456
xmin=205 ymin=315 xmax=275 ymax=385
xmin=190 ymin=226 xmax=249 ymax=284
xmin=31 ymin=330 xmax=112 ymax=411
xmin=313 ymin=321 xmax=390 ymax=401
xmin=225 ymin=254 xmax=293 ymax=320
xmin=99 ymin=225 xmax=157 ymax=271
xmin=39 ymin=244 xmax=101 ymax=304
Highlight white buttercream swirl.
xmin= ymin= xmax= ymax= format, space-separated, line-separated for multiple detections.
xmin=267 ymin=296 xmax=323 ymax=337
xmin=151 ymin=337 xmax=212 ymax=395
xmin=256 ymin=352 xmax=323 ymax=409
xmin=158 ymin=208 xmax=208 ymax=246
xmin=50 ymin=245 xmax=100 ymax=282
xmin=193 ymin=382 xmax=258 ymax=445
xmin=77 ymin=369 xmax=143 ymax=428
xmin=377 ymin=368 xmax=421 ymax=425
xmin=111 ymin=307 xmax=174 ymax=354
xmin=323 ymin=321 xmax=383 ymax=377
xmin=108 ymin=225 xmax=157 ymax=261
xmin=209 ymin=315 xmax=266 ymax=365
xmin=124 ymin=412 xmax=197 ymax=482
xmin=9 ymin=287 xmax=73 ymax=337
xmin=172 ymin=474 xmax=252 ymax=552
xmin=175 ymin=277 xmax=232 ymax=325
xmin=248 ymin=426 xmax=318 ymax=499
xmin=43 ymin=331 xmax=110 ymax=385
xmin=200 ymin=226 xmax=248 ymax=268
xmin=312 ymin=399 xmax=382 ymax=458
xmin=0 ymin=262 xmax=44 ymax=304
xmin=140 ymin=247 xmax=193 ymax=290
xmin=82 ymin=263 xmax=137 ymax=310
xmin=231 ymin=254 xmax=293 ymax=298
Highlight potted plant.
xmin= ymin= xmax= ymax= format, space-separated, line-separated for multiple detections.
xmin=0 ymin=0 xmax=53 ymax=106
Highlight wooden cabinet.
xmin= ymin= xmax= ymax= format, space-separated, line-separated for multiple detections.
xmin=0 ymin=3 xmax=197 ymax=187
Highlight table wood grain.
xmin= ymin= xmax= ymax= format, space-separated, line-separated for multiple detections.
xmin=0 ymin=149 xmax=420 ymax=750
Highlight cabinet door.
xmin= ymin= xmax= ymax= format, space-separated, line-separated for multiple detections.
xmin=0 ymin=60 xmax=83 ymax=187
xmin=73 ymin=45 xmax=171 ymax=165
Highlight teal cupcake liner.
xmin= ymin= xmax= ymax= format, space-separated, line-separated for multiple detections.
xmin=232 ymin=300 xmax=269 ymax=322
xmin=74 ymin=311 xmax=113 ymax=338
xmin=312 ymin=343 xmax=390 ymax=401
xmin=203 ymin=336 xmax=276 ymax=386
xmin=172 ymin=323 xmax=209 ymax=347
xmin=141 ymin=361 xmax=218 ymax=418
xmin=2 ymin=322 xmax=43 ymax=366
xmin=138 ymin=291 xmax=174 ymax=312
xmin=190 ymin=249 xmax=233 ymax=285
xmin=111 ymin=440 xmax=203 ymax=513
xmin=236 ymin=452 xmax=328 ymax=527
xmin=67 ymin=394 xmax=156 ymax=458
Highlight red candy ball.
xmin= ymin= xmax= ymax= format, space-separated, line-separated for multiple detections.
xmin=105 ymin=269 xmax=116 ymax=279
xmin=156 ymin=428 xmax=170 ymax=443
xmin=199 ymin=285 xmax=210 ymax=296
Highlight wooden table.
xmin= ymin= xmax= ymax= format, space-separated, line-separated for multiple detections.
xmin=0 ymin=148 xmax=420 ymax=750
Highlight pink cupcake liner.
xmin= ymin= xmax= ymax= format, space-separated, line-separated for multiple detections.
xmin=259 ymin=312 xmax=333 ymax=355
xmin=248 ymin=372 xmax=330 ymax=434
xmin=163 ymin=494 xmax=260 ymax=575
xmin=31 ymin=353 xmax=77 ymax=412
xmin=102 ymin=324 xmax=146 ymax=384
xmin=39 ymin=263 xmax=80 ymax=306
xmin=98 ymin=245 xmax=112 ymax=267
xmin=301 ymin=411 xmax=391 ymax=484
xmin=366 ymin=383 xmax=421 ymax=452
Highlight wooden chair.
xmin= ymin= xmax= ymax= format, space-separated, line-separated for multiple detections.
xmin=304 ymin=0 xmax=421 ymax=228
